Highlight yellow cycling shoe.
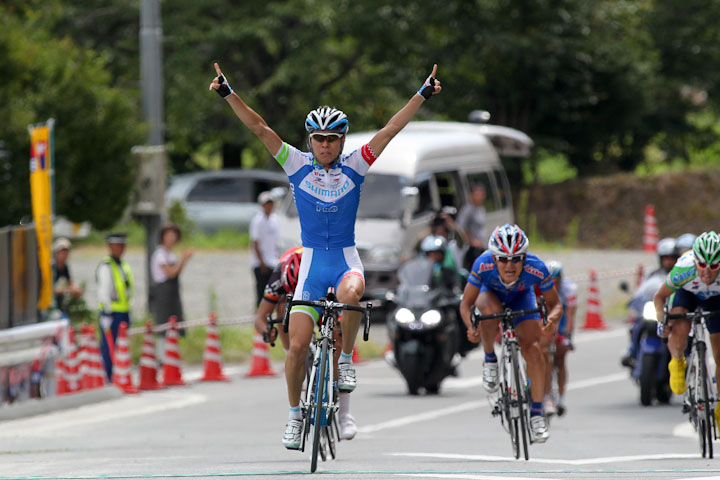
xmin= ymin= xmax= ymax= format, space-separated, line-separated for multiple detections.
xmin=668 ymin=356 xmax=687 ymax=395
xmin=715 ymin=403 xmax=720 ymax=426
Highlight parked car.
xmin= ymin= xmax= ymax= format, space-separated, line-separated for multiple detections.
xmin=276 ymin=120 xmax=532 ymax=307
xmin=165 ymin=169 xmax=288 ymax=233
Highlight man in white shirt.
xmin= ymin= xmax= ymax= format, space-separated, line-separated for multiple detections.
xmin=250 ymin=191 xmax=280 ymax=306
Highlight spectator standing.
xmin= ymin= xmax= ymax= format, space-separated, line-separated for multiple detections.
xmin=96 ymin=233 xmax=134 ymax=381
xmin=250 ymin=191 xmax=280 ymax=306
xmin=456 ymin=184 xmax=487 ymax=271
xmin=151 ymin=222 xmax=194 ymax=328
xmin=52 ymin=237 xmax=83 ymax=315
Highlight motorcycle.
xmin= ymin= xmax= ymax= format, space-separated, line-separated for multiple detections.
xmin=622 ymin=273 xmax=672 ymax=406
xmin=386 ymin=256 xmax=465 ymax=395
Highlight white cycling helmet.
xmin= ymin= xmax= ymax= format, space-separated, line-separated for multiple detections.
xmin=305 ymin=106 xmax=349 ymax=134
xmin=488 ymin=224 xmax=529 ymax=257
xmin=693 ymin=231 xmax=720 ymax=266
xmin=545 ymin=260 xmax=563 ymax=278
xmin=676 ymin=233 xmax=697 ymax=253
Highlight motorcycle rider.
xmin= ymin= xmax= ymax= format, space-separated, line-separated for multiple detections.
xmin=621 ymin=237 xmax=679 ymax=368
xmin=421 ymin=235 xmax=459 ymax=292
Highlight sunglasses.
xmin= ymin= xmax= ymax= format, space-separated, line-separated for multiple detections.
xmin=696 ymin=260 xmax=720 ymax=271
xmin=494 ymin=254 xmax=525 ymax=264
xmin=310 ymin=133 xmax=343 ymax=144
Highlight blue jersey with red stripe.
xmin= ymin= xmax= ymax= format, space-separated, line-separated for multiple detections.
xmin=467 ymin=251 xmax=554 ymax=303
xmin=274 ymin=142 xmax=377 ymax=249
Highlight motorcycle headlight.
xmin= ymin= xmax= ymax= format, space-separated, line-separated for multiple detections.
xmin=642 ymin=301 xmax=657 ymax=321
xmin=395 ymin=308 xmax=415 ymax=325
xmin=420 ymin=309 xmax=442 ymax=327
xmin=366 ymin=245 xmax=402 ymax=265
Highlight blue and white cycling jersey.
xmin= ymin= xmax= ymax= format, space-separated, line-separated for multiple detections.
xmin=467 ymin=251 xmax=554 ymax=324
xmin=274 ymin=142 xmax=377 ymax=250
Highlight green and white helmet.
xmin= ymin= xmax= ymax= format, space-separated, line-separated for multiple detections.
xmin=692 ymin=231 xmax=720 ymax=266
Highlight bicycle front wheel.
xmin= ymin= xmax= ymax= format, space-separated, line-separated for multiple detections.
xmin=310 ymin=338 xmax=329 ymax=473
xmin=511 ymin=343 xmax=530 ymax=460
xmin=698 ymin=342 xmax=713 ymax=459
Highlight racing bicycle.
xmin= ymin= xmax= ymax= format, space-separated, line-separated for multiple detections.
xmin=282 ymin=290 xmax=371 ymax=473
xmin=471 ymin=298 xmax=547 ymax=460
xmin=665 ymin=307 xmax=720 ymax=458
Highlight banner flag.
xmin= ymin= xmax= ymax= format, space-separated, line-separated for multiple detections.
xmin=29 ymin=119 xmax=55 ymax=310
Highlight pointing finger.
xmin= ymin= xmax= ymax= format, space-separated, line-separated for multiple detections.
xmin=430 ymin=64 xmax=437 ymax=78
xmin=214 ymin=62 xmax=222 ymax=76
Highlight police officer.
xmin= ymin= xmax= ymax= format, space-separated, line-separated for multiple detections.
xmin=96 ymin=232 xmax=134 ymax=381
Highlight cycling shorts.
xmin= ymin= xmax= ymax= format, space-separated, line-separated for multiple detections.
xmin=479 ymin=284 xmax=541 ymax=326
xmin=292 ymin=247 xmax=364 ymax=323
xmin=671 ymin=289 xmax=720 ymax=334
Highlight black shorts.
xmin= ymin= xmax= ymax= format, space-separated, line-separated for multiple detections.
xmin=671 ymin=289 xmax=720 ymax=334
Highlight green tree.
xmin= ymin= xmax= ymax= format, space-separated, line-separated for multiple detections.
xmin=0 ymin=10 xmax=144 ymax=229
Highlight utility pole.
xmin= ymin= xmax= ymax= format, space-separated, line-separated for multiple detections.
xmin=136 ymin=0 xmax=166 ymax=312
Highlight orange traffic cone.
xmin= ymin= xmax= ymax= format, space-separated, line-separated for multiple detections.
xmin=201 ymin=313 xmax=229 ymax=382
xmin=87 ymin=326 xmax=106 ymax=389
xmin=582 ymin=269 xmax=607 ymax=330
xmin=139 ymin=321 xmax=163 ymax=390
xmin=246 ymin=333 xmax=276 ymax=377
xmin=352 ymin=346 xmax=364 ymax=363
xmin=162 ymin=316 xmax=186 ymax=386
xmin=112 ymin=322 xmax=139 ymax=394
xmin=65 ymin=326 xmax=81 ymax=393
xmin=78 ymin=324 xmax=92 ymax=390
xmin=643 ymin=204 xmax=658 ymax=252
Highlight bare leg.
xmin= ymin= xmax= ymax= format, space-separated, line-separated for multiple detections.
xmin=516 ymin=319 xmax=544 ymax=403
xmin=285 ymin=312 xmax=314 ymax=407
xmin=336 ymin=275 xmax=364 ymax=356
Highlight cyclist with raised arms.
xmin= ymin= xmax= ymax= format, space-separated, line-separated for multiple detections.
xmin=653 ymin=232 xmax=720 ymax=423
xmin=210 ymin=62 xmax=441 ymax=449
xmin=459 ymin=224 xmax=563 ymax=443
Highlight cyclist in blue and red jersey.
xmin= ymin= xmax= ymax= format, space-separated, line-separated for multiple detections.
xmin=210 ymin=62 xmax=442 ymax=449
xmin=459 ymin=224 xmax=563 ymax=443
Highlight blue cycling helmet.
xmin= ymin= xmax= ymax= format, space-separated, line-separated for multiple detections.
xmin=305 ymin=106 xmax=349 ymax=134
xmin=545 ymin=260 xmax=563 ymax=279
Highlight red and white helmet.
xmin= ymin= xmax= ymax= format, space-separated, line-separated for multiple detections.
xmin=488 ymin=224 xmax=529 ymax=257
xmin=281 ymin=250 xmax=303 ymax=293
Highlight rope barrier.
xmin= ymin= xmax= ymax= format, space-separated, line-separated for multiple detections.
xmin=127 ymin=314 xmax=255 ymax=337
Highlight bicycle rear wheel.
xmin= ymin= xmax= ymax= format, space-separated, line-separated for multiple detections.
xmin=698 ymin=343 xmax=713 ymax=459
xmin=310 ymin=338 xmax=329 ymax=473
xmin=511 ymin=344 xmax=530 ymax=460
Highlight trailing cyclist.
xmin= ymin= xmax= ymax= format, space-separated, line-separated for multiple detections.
xmin=653 ymin=231 xmax=720 ymax=424
xmin=459 ymin=224 xmax=563 ymax=443
xmin=542 ymin=260 xmax=577 ymax=417
xmin=210 ymin=62 xmax=442 ymax=449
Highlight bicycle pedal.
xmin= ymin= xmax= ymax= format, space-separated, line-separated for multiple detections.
xmin=682 ymin=403 xmax=691 ymax=414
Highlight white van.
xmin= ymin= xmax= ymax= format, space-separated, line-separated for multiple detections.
xmin=276 ymin=121 xmax=533 ymax=299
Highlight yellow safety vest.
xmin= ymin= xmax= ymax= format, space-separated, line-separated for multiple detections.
xmin=98 ymin=256 xmax=134 ymax=313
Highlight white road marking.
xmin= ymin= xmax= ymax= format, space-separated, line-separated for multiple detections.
xmin=396 ymin=474 xmax=556 ymax=480
xmin=388 ymin=451 xmax=699 ymax=465
xmin=0 ymin=391 xmax=207 ymax=437
xmin=359 ymin=372 xmax=627 ymax=434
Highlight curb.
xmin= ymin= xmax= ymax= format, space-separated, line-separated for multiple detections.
xmin=0 ymin=386 xmax=124 ymax=422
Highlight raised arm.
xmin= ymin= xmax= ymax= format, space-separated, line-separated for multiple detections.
xmin=368 ymin=64 xmax=442 ymax=157
xmin=209 ymin=62 xmax=283 ymax=155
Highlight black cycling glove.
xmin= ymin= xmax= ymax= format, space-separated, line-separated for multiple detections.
xmin=215 ymin=74 xmax=233 ymax=98
xmin=417 ymin=75 xmax=436 ymax=100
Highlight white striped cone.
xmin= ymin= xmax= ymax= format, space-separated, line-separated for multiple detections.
xmin=161 ymin=317 xmax=186 ymax=386
xmin=246 ymin=333 xmax=276 ymax=377
xmin=139 ymin=322 xmax=162 ymax=390
xmin=65 ymin=327 xmax=81 ymax=393
xmin=112 ymin=322 xmax=138 ymax=394
xmin=78 ymin=325 xmax=93 ymax=390
xmin=582 ymin=269 xmax=607 ymax=329
xmin=88 ymin=328 xmax=106 ymax=388
xmin=201 ymin=314 xmax=229 ymax=381
xmin=643 ymin=204 xmax=658 ymax=252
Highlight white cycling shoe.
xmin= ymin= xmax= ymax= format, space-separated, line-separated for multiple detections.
xmin=530 ymin=415 xmax=550 ymax=443
xmin=339 ymin=413 xmax=357 ymax=440
xmin=338 ymin=363 xmax=357 ymax=392
xmin=282 ymin=419 xmax=303 ymax=450
xmin=543 ymin=397 xmax=557 ymax=416
xmin=482 ymin=361 xmax=499 ymax=393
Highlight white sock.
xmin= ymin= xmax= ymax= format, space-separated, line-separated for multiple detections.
xmin=339 ymin=392 xmax=350 ymax=418
xmin=339 ymin=351 xmax=353 ymax=365
xmin=289 ymin=406 xmax=302 ymax=421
